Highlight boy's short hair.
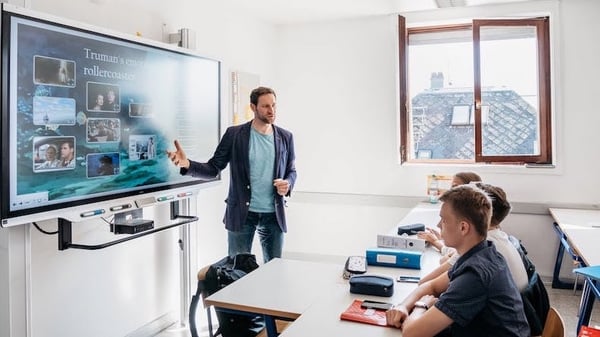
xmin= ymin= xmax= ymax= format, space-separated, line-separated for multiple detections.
xmin=454 ymin=171 xmax=482 ymax=185
xmin=439 ymin=184 xmax=492 ymax=237
xmin=475 ymin=183 xmax=511 ymax=226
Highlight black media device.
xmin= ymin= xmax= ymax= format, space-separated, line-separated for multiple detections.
xmin=397 ymin=223 xmax=426 ymax=235
xmin=113 ymin=218 xmax=154 ymax=234
xmin=112 ymin=209 xmax=153 ymax=234
xmin=360 ymin=300 xmax=393 ymax=311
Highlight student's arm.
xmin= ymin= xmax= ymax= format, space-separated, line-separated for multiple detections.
xmin=401 ymin=303 xmax=453 ymax=337
xmin=386 ymin=272 xmax=450 ymax=328
xmin=418 ymin=261 xmax=451 ymax=284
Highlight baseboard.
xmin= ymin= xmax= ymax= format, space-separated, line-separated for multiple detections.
xmin=125 ymin=312 xmax=177 ymax=337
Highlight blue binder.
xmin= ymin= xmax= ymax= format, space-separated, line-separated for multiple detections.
xmin=365 ymin=247 xmax=421 ymax=269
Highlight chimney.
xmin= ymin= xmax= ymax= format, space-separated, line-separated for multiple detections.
xmin=430 ymin=72 xmax=444 ymax=90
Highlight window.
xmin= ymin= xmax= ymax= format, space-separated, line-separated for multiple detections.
xmin=451 ymin=105 xmax=471 ymax=126
xmin=399 ymin=16 xmax=552 ymax=164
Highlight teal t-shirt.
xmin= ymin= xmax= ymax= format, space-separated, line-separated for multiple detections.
xmin=248 ymin=127 xmax=275 ymax=212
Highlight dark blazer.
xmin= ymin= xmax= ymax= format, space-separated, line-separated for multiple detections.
xmin=182 ymin=121 xmax=297 ymax=232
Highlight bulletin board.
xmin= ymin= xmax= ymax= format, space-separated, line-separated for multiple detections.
xmin=231 ymin=71 xmax=260 ymax=125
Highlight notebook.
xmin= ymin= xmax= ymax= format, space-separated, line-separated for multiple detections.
xmin=340 ymin=299 xmax=388 ymax=326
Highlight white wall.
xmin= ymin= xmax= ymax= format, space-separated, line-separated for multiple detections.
xmin=275 ymin=0 xmax=600 ymax=207
xmin=271 ymin=0 xmax=599 ymax=279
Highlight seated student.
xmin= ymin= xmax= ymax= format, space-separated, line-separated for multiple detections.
xmin=386 ymin=184 xmax=529 ymax=337
xmin=418 ymin=171 xmax=482 ymax=257
xmin=418 ymin=183 xmax=529 ymax=292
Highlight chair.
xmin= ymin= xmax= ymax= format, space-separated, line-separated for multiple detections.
xmin=541 ymin=307 xmax=565 ymax=337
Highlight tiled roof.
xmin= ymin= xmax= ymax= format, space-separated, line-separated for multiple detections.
xmin=411 ymin=88 xmax=537 ymax=159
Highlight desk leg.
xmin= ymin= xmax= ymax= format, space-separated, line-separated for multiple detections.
xmin=576 ymin=279 xmax=596 ymax=335
xmin=552 ymin=222 xmax=584 ymax=289
xmin=264 ymin=315 xmax=278 ymax=337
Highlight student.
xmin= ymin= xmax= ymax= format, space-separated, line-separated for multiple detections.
xmin=451 ymin=171 xmax=481 ymax=188
xmin=418 ymin=171 xmax=481 ymax=255
xmin=386 ymin=184 xmax=529 ymax=337
xmin=167 ymin=86 xmax=297 ymax=263
xmin=418 ymin=183 xmax=529 ymax=292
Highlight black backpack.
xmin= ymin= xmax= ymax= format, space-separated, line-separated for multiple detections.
xmin=189 ymin=254 xmax=264 ymax=337
xmin=509 ymin=235 xmax=549 ymax=335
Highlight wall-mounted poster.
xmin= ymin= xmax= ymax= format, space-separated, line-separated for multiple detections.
xmin=231 ymin=71 xmax=259 ymax=125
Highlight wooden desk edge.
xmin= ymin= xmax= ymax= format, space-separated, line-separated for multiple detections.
xmin=203 ymin=298 xmax=301 ymax=320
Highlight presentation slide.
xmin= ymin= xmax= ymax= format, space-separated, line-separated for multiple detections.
xmin=1 ymin=8 xmax=220 ymax=225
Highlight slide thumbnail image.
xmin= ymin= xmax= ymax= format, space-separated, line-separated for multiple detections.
xmin=33 ymin=136 xmax=76 ymax=172
xmin=87 ymin=118 xmax=121 ymax=143
xmin=33 ymin=55 xmax=76 ymax=87
xmin=128 ymin=134 xmax=156 ymax=161
xmin=87 ymin=82 xmax=120 ymax=112
xmin=129 ymin=103 xmax=153 ymax=118
xmin=32 ymin=96 xmax=76 ymax=126
xmin=87 ymin=152 xmax=120 ymax=178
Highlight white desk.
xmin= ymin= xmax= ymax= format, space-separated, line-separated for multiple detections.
xmin=549 ymin=208 xmax=600 ymax=266
xmin=204 ymin=203 xmax=442 ymax=337
xmin=549 ymin=208 xmax=600 ymax=334
xmin=279 ymin=283 xmax=412 ymax=337
xmin=204 ymin=258 xmax=343 ymax=320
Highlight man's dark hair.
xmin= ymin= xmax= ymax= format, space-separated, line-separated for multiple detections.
xmin=250 ymin=86 xmax=276 ymax=106
xmin=439 ymin=184 xmax=491 ymax=237
xmin=476 ymin=183 xmax=511 ymax=226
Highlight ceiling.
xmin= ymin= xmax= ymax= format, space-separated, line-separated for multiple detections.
xmin=216 ymin=0 xmax=533 ymax=25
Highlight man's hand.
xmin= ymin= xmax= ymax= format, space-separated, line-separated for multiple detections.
xmin=166 ymin=140 xmax=190 ymax=169
xmin=386 ymin=305 xmax=409 ymax=328
xmin=273 ymin=179 xmax=290 ymax=196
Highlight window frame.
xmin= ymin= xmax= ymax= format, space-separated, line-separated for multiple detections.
xmin=399 ymin=16 xmax=552 ymax=165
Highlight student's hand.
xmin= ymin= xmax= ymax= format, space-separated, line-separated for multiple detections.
xmin=273 ymin=178 xmax=290 ymax=196
xmin=167 ymin=140 xmax=190 ymax=169
xmin=386 ymin=305 xmax=409 ymax=328
xmin=429 ymin=227 xmax=442 ymax=240
xmin=417 ymin=230 xmax=438 ymax=244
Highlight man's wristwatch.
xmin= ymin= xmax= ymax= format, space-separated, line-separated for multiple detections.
xmin=414 ymin=301 xmax=429 ymax=310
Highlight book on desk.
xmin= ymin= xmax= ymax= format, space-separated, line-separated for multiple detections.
xmin=340 ymin=299 xmax=388 ymax=327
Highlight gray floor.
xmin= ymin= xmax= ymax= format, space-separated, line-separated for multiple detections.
xmin=547 ymin=285 xmax=600 ymax=337
xmin=155 ymin=283 xmax=600 ymax=337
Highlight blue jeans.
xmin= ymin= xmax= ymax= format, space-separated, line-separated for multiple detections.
xmin=228 ymin=211 xmax=283 ymax=264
